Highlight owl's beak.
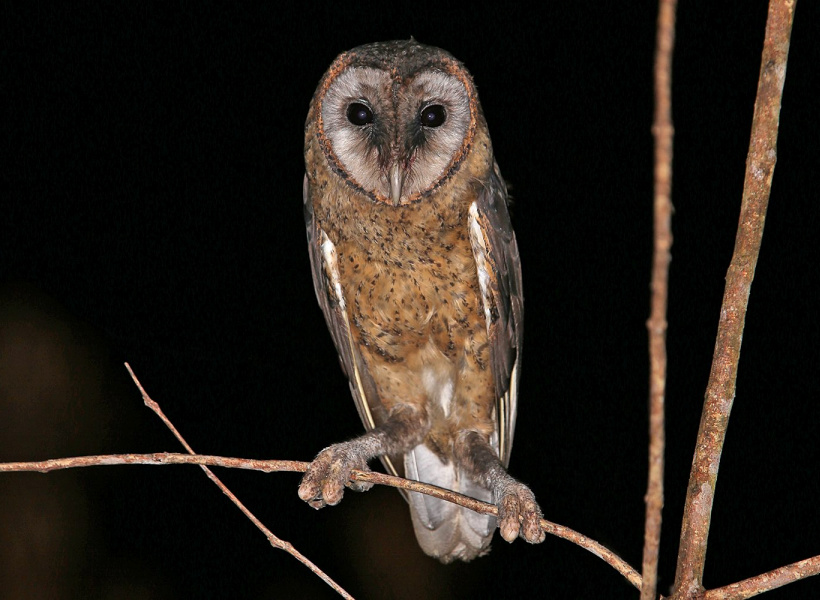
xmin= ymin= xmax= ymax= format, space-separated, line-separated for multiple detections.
xmin=388 ymin=163 xmax=405 ymax=206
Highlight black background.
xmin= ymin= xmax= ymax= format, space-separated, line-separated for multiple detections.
xmin=2 ymin=2 xmax=819 ymax=599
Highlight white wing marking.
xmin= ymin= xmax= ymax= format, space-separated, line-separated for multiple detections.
xmin=467 ymin=202 xmax=492 ymax=335
xmin=319 ymin=230 xmax=376 ymax=430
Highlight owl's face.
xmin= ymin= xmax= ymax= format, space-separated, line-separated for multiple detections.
xmin=309 ymin=41 xmax=480 ymax=206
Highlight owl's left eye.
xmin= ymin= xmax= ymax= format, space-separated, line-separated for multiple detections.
xmin=347 ymin=102 xmax=374 ymax=126
xmin=420 ymin=105 xmax=447 ymax=128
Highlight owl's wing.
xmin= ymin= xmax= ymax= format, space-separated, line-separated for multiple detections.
xmin=469 ymin=162 xmax=523 ymax=468
xmin=303 ymin=175 xmax=402 ymax=477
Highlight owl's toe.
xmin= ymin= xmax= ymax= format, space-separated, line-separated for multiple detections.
xmin=496 ymin=481 xmax=545 ymax=544
xmin=298 ymin=442 xmax=373 ymax=508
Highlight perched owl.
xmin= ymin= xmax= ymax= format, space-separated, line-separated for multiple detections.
xmin=300 ymin=40 xmax=544 ymax=563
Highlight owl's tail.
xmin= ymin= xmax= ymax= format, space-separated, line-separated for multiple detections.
xmin=403 ymin=444 xmax=495 ymax=563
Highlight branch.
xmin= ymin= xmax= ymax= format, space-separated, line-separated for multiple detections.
xmin=643 ymin=0 xmax=677 ymax=598
xmin=703 ymin=555 xmax=820 ymax=600
xmin=1 ymin=450 xmax=643 ymax=590
xmin=124 ymin=364 xmax=355 ymax=600
xmin=0 ymin=453 xmax=309 ymax=474
xmin=5 ymin=352 xmax=818 ymax=597
xmin=673 ymin=0 xmax=797 ymax=596
xmin=129 ymin=365 xmax=643 ymax=589
xmin=6 ymin=450 xmax=819 ymax=598
xmin=2 ymin=362 xmax=642 ymax=590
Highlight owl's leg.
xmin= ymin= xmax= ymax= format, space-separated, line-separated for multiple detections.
xmin=455 ymin=430 xmax=545 ymax=544
xmin=298 ymin=404 xmax=429 ymax=509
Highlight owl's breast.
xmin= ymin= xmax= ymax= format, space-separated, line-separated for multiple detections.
xmin=327 ymin=194 xmax=487 ymax=365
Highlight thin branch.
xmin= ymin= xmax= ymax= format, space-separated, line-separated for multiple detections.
xmin=6 ymin=451 xmax=818 ymax=597
xmin=643 ymin=0 xmax=677 ymax=598
xmin=0 ymin=365 xmax=642 ymax=590
xmin=672 ymin=0 xmax=796 ymax=596
xmin=1 ymin=449 xmax=643 ymax=590
xmin=0 ymin=453 xmax=306 ymax=473
xmin=354 ymin=472 xmax=644 ymax=590
xmin=125 ymin=364 xmax=355 ymax=600
xmin=703 ymin=555 xmax=820 ymax=600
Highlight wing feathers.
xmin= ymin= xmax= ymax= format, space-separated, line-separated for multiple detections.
xmin=471 ymin=163 xmax=524 ymax=467
xmin=304 ymin=175 xmax=397 ymax=474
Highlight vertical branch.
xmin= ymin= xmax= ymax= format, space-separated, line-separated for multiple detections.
xmin=642 ymin=1 xmax=677 ymax=598
xmin=672 ymin=1 xmax=796 ymax=597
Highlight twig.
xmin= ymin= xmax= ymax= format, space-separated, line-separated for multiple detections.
xmin=0 ymin=453 xmax=306 ymax=473
xmin=6 ymin=446 xmax=818 ymax=597
xmin=7 ymin=427 xmax=819 ymax=596
xmin=672 ymin=0 xmax=797 ymax=596
xmin=124 ymin=364 xmax=355 ymax=600
xmin=1 ymin=449 xmax=643 ymax=590
xmin=703 ymin=555 xmax=820 ymax=600
xmin=643 ymin=0 xmax=677 ymax=598
xmin=354 ymin=471 xmax=644 ymax=589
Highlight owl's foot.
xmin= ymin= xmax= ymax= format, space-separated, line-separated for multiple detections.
xmin=298 ymin=441 xmax=374 ymax=509
xmin=496 ymin=480 xmax=545 ymax=544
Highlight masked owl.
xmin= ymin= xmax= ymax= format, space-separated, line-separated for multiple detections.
xmin=300 ymin=39 xmax=544 ymax=563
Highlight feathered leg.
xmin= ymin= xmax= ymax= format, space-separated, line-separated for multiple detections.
xmin=454 ymin=430 xmax=545 ymax=544
xmin=298 ymin=404 xmax=429 ymax=509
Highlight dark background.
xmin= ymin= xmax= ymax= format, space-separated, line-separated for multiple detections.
xmin=2 ymin=2 xmax=819 ymax=599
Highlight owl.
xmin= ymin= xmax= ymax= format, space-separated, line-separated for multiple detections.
xmin=300 ymin=40 xmax=544 ymax=563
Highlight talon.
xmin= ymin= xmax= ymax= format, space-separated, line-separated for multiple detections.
xmin=347 ymin=478 xmax=373 ymax=493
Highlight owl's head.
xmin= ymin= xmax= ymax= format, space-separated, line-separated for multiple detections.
xmin=308 ymin=40 xmax=482 ymax=207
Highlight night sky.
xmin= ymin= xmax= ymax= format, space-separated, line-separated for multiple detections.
xmin=2 ymin=3 xmax=819 ymax=599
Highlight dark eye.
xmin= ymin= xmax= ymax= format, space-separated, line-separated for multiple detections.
xmin=420 ymin=104 xmax=446 ymax=128
xmin=346 ymin=102 xmax=374 ymax=126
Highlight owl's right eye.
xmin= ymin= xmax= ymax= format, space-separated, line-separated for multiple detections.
xmin=346 ymin=103 xmax=374 ymax=126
